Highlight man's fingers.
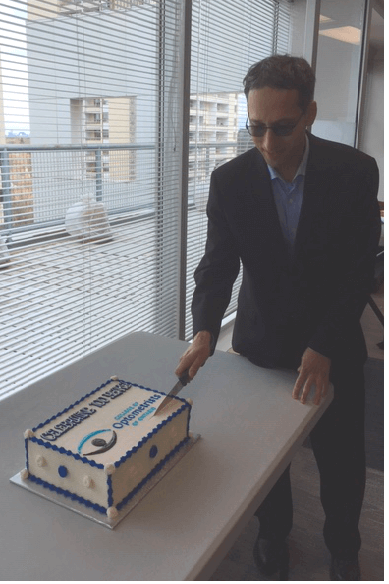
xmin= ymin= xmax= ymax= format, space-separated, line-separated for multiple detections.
xmin=292 ymin=372 xmax=304 ymax=400
xmin=312 ymin=383 xmax=322 ymax=406
xmin=176 ymin=349 xmax=207 ymax=377
xmin=301 ymin=377 xmax=314 ymax=405
xmin=313 ymin=382 xmax=329 ymax=406
xmin=292 ymin=348 xmax=331 ymax=406
xmin=175 ymin=354 xmax=195 ymax=378
xmin=295 ymin=376 xmax=329 ymax=406
xmin=188 ymin=357 xmax=205 ymax=380
xmin=175 ymin=332 xmax=211 ymax=379
xmin=293 ymin=373 xmax=318 ymax=405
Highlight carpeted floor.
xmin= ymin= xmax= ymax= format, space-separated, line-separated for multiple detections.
xmin=209 ymin=456 xmax=384 ymax=581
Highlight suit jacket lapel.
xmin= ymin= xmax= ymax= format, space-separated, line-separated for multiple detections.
xmin=293 ymin=133 xmax=328 ymax=266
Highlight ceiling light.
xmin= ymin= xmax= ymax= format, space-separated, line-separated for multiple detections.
xmin=319 ymin=26 xmax=361 ymax=45
xmin=319 ymin=15 xmax=333 ymax=24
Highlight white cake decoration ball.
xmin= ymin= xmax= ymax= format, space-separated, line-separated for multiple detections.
xmin=36 ymin=455 xmax=46 ymax=467
xmin=187 ymin=398 xmax=193 ymax=406
xmin=21 ymin=468 xmax=29 ymax=480
xmin=83 ymin=476 xmax=94 ymax=488
xmin=104 ymin=463 xmax=116 ymax=475
xmin=110 ymin=375 xmax=119 ymax=381
xmin=24 ymin=429 xmax=34 ymax=439
xmin=107 ymin=506 xmax=118 ymax=519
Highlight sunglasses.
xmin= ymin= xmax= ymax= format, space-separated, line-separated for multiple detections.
xmin=246 ymin=112 xmax=304 ymax=138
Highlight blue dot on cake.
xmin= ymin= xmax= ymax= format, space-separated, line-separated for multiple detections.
xmin=149 ymin=445 xmax=158 ymax=459
xmin=58 ymin=465 xmax=68 ymax=478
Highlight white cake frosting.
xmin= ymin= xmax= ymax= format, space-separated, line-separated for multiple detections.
xmin=23 ymin=378 xmax=192 ymax=518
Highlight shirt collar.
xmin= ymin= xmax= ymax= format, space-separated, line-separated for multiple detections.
xmin=267 ymin=134 xmax=310 ymax=183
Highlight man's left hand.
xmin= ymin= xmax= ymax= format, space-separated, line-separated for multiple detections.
xmin=292 ymin=347 xmax=331 ymax=406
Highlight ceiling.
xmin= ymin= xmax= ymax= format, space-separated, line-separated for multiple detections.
xmin=319 ymin=0 xmax=384 ymax=52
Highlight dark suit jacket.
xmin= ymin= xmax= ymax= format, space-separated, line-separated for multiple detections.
xmin=192 ymin=133 xmax=381 ymax=369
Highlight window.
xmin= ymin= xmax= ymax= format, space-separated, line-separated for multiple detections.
xmin=0 ymin=0 xmax=291 ymax=399
xmin=186 ymin=0 xmax=291 ymax=339
xmin=0 ymin=0 xmax=185 ymax=398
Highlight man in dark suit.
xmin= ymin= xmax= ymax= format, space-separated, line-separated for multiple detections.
xmin=176 ymin=55 xmax=380 ymax=580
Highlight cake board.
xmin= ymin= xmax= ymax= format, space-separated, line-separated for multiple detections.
xmin=10 ymin=433 xmax=200 ymax=529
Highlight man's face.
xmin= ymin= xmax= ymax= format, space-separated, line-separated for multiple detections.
xmin=247 ymin=86 xmax=317 ymax=174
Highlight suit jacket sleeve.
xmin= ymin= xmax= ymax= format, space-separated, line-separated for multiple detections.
xmin=307 ymin=156 xmax=381 ymax=360
xmin=192 ymin=170 xmax=241 ymax=352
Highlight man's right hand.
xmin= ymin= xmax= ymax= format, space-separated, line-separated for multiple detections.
xmin=175 ymin=330 xmax=212 ymax=380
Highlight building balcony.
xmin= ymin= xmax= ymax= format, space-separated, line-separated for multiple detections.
xmin=85 ymin=121 xmax=102 ymax=128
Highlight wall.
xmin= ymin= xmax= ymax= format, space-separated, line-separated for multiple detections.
xmin=311 ymin=0 xmax=366 ymax=146
xmin=359 ymin=46 xmax=384 ymax=202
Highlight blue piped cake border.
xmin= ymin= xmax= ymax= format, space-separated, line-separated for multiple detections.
xmin=24 ymin=379 xmax=192 ymax=516
xmin=28 ymin=473 xmax=107 ymax=515
xmin=28 ymin=436 xmax=105 ymax=469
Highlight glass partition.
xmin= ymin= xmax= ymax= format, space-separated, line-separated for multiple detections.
xmin=312 ymin=0 xmax=367 ymax=147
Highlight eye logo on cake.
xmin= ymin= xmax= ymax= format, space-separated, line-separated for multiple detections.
xmin=77 ymin=429 xmax=117 ymax=457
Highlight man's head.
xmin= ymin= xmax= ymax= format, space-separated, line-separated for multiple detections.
xmin=244 ymin=55 xmax=317 ymax=179
xmin=243 ymin=54 xmax=316 ymax=112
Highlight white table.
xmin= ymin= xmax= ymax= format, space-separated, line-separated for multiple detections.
xmin=1 ymin=332 xmax=332 ymax=580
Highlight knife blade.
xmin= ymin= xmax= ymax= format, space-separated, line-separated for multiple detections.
xmin=153 ymin=368 xmax=191 ymax=416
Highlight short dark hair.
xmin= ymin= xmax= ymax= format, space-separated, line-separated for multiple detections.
xmin=243 ymin=54 xmax=316 ymax=112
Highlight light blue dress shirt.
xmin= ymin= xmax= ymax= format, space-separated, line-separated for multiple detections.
xmin=267 ymin=135 xmax=309 ymax=262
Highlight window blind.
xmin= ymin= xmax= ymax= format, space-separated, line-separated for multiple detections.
xmin=0 ymin=0 xmax=186 ymax=398
xmin=0 ymin=0 xmax=291 ymax=400
xmin=185 ymin=0 xmax=291 ymax=340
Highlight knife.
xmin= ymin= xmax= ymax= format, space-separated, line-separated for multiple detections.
xmin=153 ymin=368 xmax=192 ymax=416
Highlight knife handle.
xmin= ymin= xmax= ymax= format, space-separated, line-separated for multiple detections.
xmin=178 ymin=368 xmax=191 ymax=386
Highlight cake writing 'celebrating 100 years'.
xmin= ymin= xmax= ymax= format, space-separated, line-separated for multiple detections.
xmin=22 ymin=376 xmax=193 ymax=519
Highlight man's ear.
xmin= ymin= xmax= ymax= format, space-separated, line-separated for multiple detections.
xmin=305 ymin=100 xmax=317 ymax=127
